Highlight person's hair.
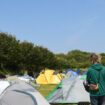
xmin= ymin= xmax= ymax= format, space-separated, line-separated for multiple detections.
xmin=90 ymin=53 xmax=101 ymax=64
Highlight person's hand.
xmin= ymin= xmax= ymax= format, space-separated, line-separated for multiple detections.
xmin=89 ymin=84 xmax=98 ymax=90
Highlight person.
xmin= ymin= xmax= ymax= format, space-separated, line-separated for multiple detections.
xmin=86 ymin=53 xmax=105 ymax=105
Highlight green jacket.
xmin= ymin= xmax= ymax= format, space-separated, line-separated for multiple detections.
xmin=86 ymin=63 xmax=105 ymax=96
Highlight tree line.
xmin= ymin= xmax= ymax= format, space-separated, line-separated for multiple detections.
xmin=0 ymin=32 xmax=105 ymax=75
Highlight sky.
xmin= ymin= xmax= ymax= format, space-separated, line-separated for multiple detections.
xmin=0 ymin=0 xmax=105 ymax=54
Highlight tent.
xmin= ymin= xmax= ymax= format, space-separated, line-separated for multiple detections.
xmin=0 ymin=81 xmax=10 ymax=94
xmin=46 ymin=72 xmax=90 ymax=103
xmin=65 ymin=69 xmax=78 ymax=78
xmin=18 ymin=74 xmax=34 ymax=82
xmin=6 ymin=75 xmax=34 ymax=83
xmin=0 ymin=80 xmax=50 ymax=105
xmin=36 ymin=69 xmax=63 ymax=84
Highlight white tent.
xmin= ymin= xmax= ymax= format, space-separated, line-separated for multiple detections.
xmin=0 ymin=81 xmax=10 ymax=94
xmin=0 ymin=81 xmax=50 ymax=105
xmin=46 ymin=72 xmax=90 ymax=103
xmin=18 ymin=74 xmax=34 ymax=82
xmin=62 ymin=76 xmax=90 ymax=103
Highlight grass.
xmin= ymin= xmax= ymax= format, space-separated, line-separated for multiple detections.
xmin=36 ymin=84 xmax=90 ymax=105
xmin=36 ymin=84 xmax=78 ymax=105
xmin=36 ymin=84 xmax=57 ymax=97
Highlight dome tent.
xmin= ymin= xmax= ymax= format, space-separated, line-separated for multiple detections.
xmin=36 ymin=69 xmax=63 ymax=84
xmin=0 ymin=81 xmax=50 ymax=105
xmin=46 ymin=73 xmax=90 ymax=104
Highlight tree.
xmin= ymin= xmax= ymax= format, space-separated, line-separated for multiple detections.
xmin=0 ymin=32 xmax=20 ymax=72
xmin=66 ymin=50 xmax=90 ymax=68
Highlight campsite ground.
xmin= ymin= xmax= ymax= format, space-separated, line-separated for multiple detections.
xmin=51 ymin=103 xmax=77 ymax=105
xmin=37 ymin=84 xmax=57 ymax=97
xmin=37 ymin=84 xmax=77 ymax=105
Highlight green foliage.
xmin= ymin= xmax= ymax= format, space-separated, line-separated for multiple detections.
xmin=0 ymin=32 xmax=20 ymax=71
xmin=100 ymin=53 xmax=105 ymax=65
xmin=66 ymin=50 xmax=91 ymax=68
xmin=0 ymin=32 xmax=57 ymax=74
xmin=1 ymin=32 xmax=105 ymax=75
xmin=55 ymin=50 xmax=91 ymax=69
xmin=55 ymin=53 xmax=70 ymax=69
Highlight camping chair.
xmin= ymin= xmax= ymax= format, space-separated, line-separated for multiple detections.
xmin=78 ymin=102 xmax=90 ymax=105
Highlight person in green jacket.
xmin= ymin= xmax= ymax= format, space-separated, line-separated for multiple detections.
xmin=86 ymin=53 xmax=105 ymax=105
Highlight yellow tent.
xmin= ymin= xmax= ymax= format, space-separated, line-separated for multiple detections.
xmin=36 ymin=69 xmax=63 ymax=84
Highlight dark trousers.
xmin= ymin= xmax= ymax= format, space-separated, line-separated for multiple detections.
xmin=90 ymin=95 xmax=105 ymax=105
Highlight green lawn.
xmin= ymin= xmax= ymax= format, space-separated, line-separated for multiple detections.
xmin=36 ymin=84 xmax=57 ymax=97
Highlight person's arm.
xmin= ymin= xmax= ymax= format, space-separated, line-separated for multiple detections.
xmin=86 ymin=70 xmax=98 ymax=91
xmin=88 ymin=70 xmax=99 ymax=90
xmin=89 ymin=84 xmax=98 ymax=90
xmin=86 ymin=70 xmax=90 ymax=83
